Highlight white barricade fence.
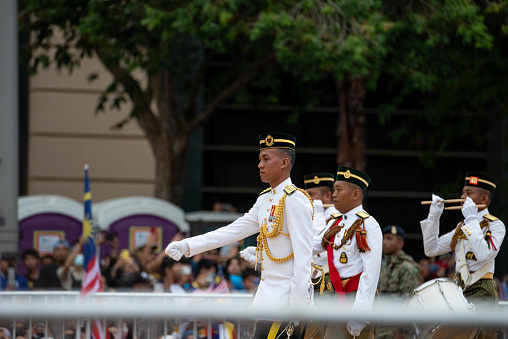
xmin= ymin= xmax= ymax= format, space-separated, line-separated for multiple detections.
xmin=0 ymin=292 xmax=507 ymax=339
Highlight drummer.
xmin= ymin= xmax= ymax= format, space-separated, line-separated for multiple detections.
xmin=421 ymin=172 xmax=505 ymax=336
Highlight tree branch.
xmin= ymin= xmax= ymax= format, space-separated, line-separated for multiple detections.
xmin=186 ymin=52 xmax=275 ymax=134
xmin=94 ymin=48 xmax=161 ymax=145
xmin=183 ymin=55 xmax=211 ymax=120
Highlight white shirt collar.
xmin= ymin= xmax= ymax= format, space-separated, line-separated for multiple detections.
xmin=342 ymin=204 xmax=364 ymax=220
xmin=271 ymin=177 xmax=292 ymax=194
xmin=478 ymin=207 xmax=490 ymax=218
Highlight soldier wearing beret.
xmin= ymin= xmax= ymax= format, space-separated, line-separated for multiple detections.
xmin=421 ymin=172 xmax=506 ymax=339
xmin=166 ymin=133 xmax=314 ymax=339
xmin=375 ymin=226 xmax=419 ymax=339
xmin=312 ymin=166 xmax=382 ymax=339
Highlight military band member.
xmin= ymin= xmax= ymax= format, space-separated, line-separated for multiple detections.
xmin=304 ymin=172 xmax=339 ymax=267
xmin=421 ymin=172 xmax=505 ymax=338
xmin=166 ymin=133 xmax=314 ymax=339
xmin=312 ymin=166 xmax=382 ymax=339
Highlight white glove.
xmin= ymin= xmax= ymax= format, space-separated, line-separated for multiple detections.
xmin=462 ymin=197 xmax=478 ymax=224
xmin=347 ymin=320 xmax=366 ymax=336
xmin=313 ymin=199 xmax=324 ymax=214
xmin=165 ymin=240 xmax=190 ymax=261
xmin=239 ymin=246 xmax=258 ymax=265
xmin=428 ymin=194 xmax=444 ymax=221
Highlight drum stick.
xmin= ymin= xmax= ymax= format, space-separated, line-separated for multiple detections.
xmin=444 ymin=204 xmax=486 ymax=210
xmin=421 ymin=199 xmax=465 ymax=205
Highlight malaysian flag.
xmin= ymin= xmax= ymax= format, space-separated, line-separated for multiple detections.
xmin=81 ymin=164 xmax=109 ymax=339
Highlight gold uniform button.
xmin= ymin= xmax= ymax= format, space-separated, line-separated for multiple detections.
xmin=343 ymin=246 xmax=346 ymax=250
xmin=469 ymin=246 xmax=472 ymax=249
xmin=262 ymin=267 xmax=265 ymax=271
xmin=261 ymin=277 xmax=265 ymax=281
xmin=267 ymin=208 xmax=270 ymax=211
xmin=269 ymin=198 xmax=272 ymax=201
xmin=458 ymin=259 xmax=460 ymax=262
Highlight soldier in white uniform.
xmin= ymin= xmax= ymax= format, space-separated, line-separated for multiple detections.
xmin=312 ymin=166 xmax=382 ymax=339
xmin=304 ymin=172 xmax=339 ymax=268
xmin=165 ymin=132 xmax=314 ymax=339
xmin=421 ymin=172 xmax=505 ymax=338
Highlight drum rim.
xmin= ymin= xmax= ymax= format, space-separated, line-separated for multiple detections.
xmin=411 ymin=278 xmax=458 ymax=295
xmin=404 ymin=278 xmax=461 ymax=309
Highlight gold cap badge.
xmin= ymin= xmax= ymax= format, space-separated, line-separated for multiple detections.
xmin=265 ymin=135 xmax=274 ymax=147
xmin=344 ymin=170 xmax=351 ymax=179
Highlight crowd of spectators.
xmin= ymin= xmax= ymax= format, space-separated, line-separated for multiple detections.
xmin=0 ymin=233 xmax=261 ymax=338
xmin=0 ymin=233 xmax=261 ymax=294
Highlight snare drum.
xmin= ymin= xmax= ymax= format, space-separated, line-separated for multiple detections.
xmin=405 ymin=278 xmax=480 ymax=339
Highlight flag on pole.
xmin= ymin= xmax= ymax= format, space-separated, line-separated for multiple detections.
xmin=81 ymin=164 xmax=109 ymax=339
xmin=81 ymin=164 xmax=101 ymax=295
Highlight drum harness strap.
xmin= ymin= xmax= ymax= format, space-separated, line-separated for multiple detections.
xmin=457 ymin=240 xmax=493 ymax=290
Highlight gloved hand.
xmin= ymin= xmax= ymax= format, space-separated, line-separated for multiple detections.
xmin=239 ymin=246 xmax=258 ymax=264
xmin=346 ymin=320 xmax=366 ymax=337
xmin=313 ymin=199 xmax=324 ymax=214
xmin=462 ymin=197 xmax=478 ymax=224
xmin=428 ymin=194 xmax=444 ymax=221
xmin=165 ymin=240 xmax=190 ymax=261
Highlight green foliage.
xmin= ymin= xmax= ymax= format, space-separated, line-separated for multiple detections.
xmin=252 ymin=0 xmax=388 ymax=88
xmin=19 ymin=0 xmax=508 ymax=172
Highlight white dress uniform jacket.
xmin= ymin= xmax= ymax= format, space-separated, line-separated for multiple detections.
xmin=184 ymin=177 xmax=314 ymax=309
xmin=312 ymin=205 xmax=382 ymax=311
xmin=421 ymin=208 xmax=505 ymax=274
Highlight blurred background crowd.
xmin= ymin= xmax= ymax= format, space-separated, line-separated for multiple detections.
xmin=2 ymin=230 xmax=508 ymax=339
xmin=3 ymin=232 xmax=508 ymax=296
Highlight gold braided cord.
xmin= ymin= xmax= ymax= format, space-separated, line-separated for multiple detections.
xmin=310 ymin=262 xmax=326 ymax=295
xmin=450 ymin=219 xmax=489 ymax=252
xmin=322 ymin=218 xmax=364 ymax=250
xmin=256 ymin=186 xmax=314 ymax=263
xmin=296 ymin=187 xmax=315 ymax=221
xmin=321 ymin=220 xmax=345 ymax=250
xmin=338 ymin=218 xmax=364 ymax=248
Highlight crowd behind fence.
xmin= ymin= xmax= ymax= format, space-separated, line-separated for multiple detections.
xmin=1 ymin=291 xmax=507 ymax=339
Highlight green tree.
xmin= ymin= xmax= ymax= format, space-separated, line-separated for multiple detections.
xmin=380 ymin=0 xmax=508 ymax=165
xmin=253 ymin=0 xmax=508 ymax=171
xmin=19 ymin=0 xmax=508 ymax=205
xmin=19 ymin=0 xmax=276 ymax=204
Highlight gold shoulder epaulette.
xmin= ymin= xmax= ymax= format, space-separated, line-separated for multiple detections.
xmin=259 ymin=188 xmax=271 ymax=196
xmin=484 ymin=214 xmax=499 ymax=221
xmin=356 ymin=211 xmax=370 ymax=219
xmin=284 ymin=185 xmax=297 ymax=195
xmin=330 ymin=212 xmax=342 ymax=219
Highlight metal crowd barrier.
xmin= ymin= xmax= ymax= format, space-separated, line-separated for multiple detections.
xmin=0 ymin=291 xmax=255 ymax=339
xmin=0 ymin=292 xmax=507 ymax=339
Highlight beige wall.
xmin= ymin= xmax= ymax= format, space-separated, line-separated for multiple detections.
xmin=28 ymin=56 xmax=156 ymax=202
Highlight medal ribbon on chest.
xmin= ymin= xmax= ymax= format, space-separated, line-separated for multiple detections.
xmin=268 ymin=205 xmax=278 ymax=222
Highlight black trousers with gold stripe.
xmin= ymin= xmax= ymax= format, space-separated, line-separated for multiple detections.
xmin=254 ymin=321 xmax=303 ymax=339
